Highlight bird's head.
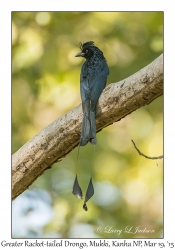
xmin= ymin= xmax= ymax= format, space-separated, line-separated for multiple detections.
xmin=75 ymin=41 xmax=95 ymax=59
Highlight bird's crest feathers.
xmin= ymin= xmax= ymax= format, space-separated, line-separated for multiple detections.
xmin=79 ymin=41 xmax=95 ymax=51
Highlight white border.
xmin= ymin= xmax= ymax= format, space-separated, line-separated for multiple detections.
xmin=1 ymin=0 xmax=175 ymax=247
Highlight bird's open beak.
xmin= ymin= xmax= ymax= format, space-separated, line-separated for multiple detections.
xmin=75 ymin=52 xmax=85 ymax=57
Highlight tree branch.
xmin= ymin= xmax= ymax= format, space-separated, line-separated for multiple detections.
xmin=131 ymin=140 xmax=163 ymax=160
xmin=12 ymin=54 xmax=163 ymax=200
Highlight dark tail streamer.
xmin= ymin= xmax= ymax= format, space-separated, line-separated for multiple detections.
xmin=83 ymin=144 xmax=96 ymax=211
xmin=83 ymin=176 xmax=94 ymax=211
xmin=72 ymin=144 xmax=95 ymax=211
xmin=72 ymin=145 xmax=83 ymax=199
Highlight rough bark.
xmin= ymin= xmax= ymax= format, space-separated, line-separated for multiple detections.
xmin=12 ymin=54 xmax=163 ymax=200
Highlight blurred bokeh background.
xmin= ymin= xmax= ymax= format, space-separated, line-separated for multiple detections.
xmin=12 ymin=12 xmax=163 ymax=238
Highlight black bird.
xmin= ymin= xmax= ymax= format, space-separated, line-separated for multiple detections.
xmin=75 ymin=41 xmax=109 ymax=146
xmin=72 ymin=41 xmax=109 ymax=211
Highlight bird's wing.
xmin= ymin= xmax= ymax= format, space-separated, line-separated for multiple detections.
xmin=80 ymin=62 xmax=90 ymax=102
xmin=89 ymin=60 xmax=109 ymax=111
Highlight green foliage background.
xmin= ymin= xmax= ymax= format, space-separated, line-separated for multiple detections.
xmin=12 ymin=12 xmax=163 ymax=238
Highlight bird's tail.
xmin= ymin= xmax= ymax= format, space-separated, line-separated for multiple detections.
xmin=80 ymin=101 xmax=96 ymax=146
